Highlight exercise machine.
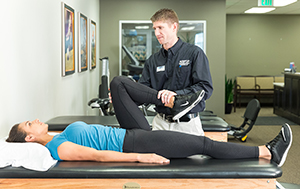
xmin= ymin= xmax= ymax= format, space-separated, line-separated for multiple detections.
xmin=228 ymin=99 xmax=261 ymax=142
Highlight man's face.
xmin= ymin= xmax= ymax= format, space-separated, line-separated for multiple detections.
xmin=152 ymin=20 xmax=177 ymax=46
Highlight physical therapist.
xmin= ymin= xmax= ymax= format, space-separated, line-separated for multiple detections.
xmin=139 ymin=8 xmax=213 ymax=136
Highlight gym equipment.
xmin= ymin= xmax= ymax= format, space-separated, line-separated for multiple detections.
xmin=122 ymin=45 xmax=144 ymax=79
xmin=228 ymin=99 xmax=261 ymax=142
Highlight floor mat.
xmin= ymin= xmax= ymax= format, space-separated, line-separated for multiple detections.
xmin=255 ymin=116 xmax=298 ymax=126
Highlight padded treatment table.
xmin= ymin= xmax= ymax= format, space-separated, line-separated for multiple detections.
xmin=1 ymin=116 xmax=281 ymax=188
xmin=46 ymin=115 xmax=230 ymax=142
xmin=0 ymin=155 xmax=281 ymax=188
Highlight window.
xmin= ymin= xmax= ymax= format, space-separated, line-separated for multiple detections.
xmin=119 ymin=20 xmax=206 ymax=76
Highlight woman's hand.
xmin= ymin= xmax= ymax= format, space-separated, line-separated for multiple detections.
xmin=137 ymin=153 xmax=170 ymax=164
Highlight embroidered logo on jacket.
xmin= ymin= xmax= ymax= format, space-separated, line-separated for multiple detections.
xmin=179 ymin=60 xmax=190 ymax=66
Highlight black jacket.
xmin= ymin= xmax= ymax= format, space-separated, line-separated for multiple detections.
xmin=139 ymin=38 xmax=213 ymax=115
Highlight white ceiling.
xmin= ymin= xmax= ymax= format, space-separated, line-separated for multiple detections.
xmin=226 ymin=0 xmax=300 ymax=14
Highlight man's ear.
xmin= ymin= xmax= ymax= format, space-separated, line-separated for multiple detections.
xmin=25 ymin=134 xmax=35 ymax=142
xmin=173 ymin=22 xmax=178 ymax=32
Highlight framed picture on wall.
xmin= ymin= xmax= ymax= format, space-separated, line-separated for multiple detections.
xmin=78 ymin=13 xmax=88 ymax=72
xmin=61 ymin=3 xmax=75 ymax=76
xmin=90 ymin=20 xmax=96 ymax=70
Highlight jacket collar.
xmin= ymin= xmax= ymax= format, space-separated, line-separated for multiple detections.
xmin=161 ymin=37 xmax=183 ymax=57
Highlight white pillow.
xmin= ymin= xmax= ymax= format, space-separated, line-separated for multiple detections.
xmin=0 ymin=137 xmax=57 ymax=171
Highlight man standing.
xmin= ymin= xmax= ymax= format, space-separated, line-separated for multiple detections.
xmin=139 ymin=8 xmax=213 ymax=136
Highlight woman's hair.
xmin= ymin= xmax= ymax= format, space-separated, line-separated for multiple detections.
xmin=6 ymin=123 xmax=27 ymax=142
xmin=150 ymin=8 xmax=179 ymax=26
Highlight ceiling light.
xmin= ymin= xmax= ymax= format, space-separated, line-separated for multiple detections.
xmin=273 ymin=0 xmax=297 ymax=7
xmin=181 ymin=26 xmax=195 ymax=31
xmin=245 ymin=7 xmax=275 ymax=13
xmin=135 ymin=26 xmax=149 ymax=29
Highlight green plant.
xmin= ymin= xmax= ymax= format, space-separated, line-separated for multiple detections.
xmin=225 ymin=75 xmax=235 ymax=104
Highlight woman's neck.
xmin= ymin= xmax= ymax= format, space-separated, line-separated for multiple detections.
xmin=38 ymin=134 xmax=54 ymax=146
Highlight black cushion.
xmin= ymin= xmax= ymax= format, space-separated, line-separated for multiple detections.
xmin=0 ymin=155 xmax=281 ymax=179
xmin=46 ymin=116 xmax=230 ymax=132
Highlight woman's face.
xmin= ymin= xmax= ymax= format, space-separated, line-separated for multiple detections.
xmin=19 ymin=119 xmax=48 ymax=138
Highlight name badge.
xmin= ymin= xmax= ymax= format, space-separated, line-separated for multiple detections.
xmin=156 ymin=66 xmax=165 ymax=72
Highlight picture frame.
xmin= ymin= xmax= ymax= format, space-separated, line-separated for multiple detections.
xmin=90 ymin=20 xmax=96 ymax=70
xmin=61 ymin=3 xmax=75 ymax=76
xmin=78 ymin=12 xmax=88 ymax=72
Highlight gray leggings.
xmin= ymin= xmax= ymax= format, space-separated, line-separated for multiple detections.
xmin=110 ymin=76 xmax=259 ymax=159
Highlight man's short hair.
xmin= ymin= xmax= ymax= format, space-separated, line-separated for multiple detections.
xmin=150 ymin=8 xmax=179 ymax=26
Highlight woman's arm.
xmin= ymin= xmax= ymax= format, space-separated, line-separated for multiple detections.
xmin=57 ymin=142 xmax=170 ymax=164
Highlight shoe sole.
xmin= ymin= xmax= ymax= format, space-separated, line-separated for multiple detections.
xmin=278 ymin=123 xmax=293 ymax=167
xmin=173 ymin=90 xmax=205 ymax=120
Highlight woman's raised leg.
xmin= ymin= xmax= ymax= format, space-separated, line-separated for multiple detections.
xmin=110 ymin=76 xmax=164 ymax=130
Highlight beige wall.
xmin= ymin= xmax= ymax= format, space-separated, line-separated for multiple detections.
xmin=100 ymin=0 xmax=226 ymax=116
xmin=226 ymin=14 xmax=300 ymax=80
xmin=0 ymin=0 xmax=100 ymax=138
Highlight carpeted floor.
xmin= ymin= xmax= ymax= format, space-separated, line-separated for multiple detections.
xmin=222 ymin=107 xmax=300 ymax=186
xmin=255 ymin=116 xmax=297 ymax=126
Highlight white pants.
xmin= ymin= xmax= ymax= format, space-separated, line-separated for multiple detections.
xmin=152 ymin=114 xmax=204 ymax=136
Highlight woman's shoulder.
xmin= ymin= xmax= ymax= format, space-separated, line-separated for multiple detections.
xmin=68 ymin=121 xmax=88 ymax=127
xmin=65 ymin=121 xmax=88 ymax=130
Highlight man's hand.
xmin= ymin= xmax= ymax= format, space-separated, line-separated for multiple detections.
xmin=158 ymin=90 xmax=177 ymax=105
xmin=137 ymin=153 xmax=170 ymax=164
xmin=108 ymin=89 xmax=112 ymax=103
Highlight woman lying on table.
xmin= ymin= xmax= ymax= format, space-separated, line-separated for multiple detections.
xmin=6 ymin=76 xmax=292 ymax=167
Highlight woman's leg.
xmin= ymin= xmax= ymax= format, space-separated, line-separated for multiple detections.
xmin=110 ymin=76 xmax=164 ymax=130
xmin=123 ymin=129 xmax=259 ymax=159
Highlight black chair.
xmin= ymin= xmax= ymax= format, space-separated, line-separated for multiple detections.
xmin=228 ymin=99 xmax=261 ymax=142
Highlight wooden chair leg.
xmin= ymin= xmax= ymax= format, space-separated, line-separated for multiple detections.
xmin=234 ymin=93 xmax=237 ymax=112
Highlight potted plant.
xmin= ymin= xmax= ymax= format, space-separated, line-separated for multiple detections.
xmin=225 ymin=75 xmax=235 ymax=114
